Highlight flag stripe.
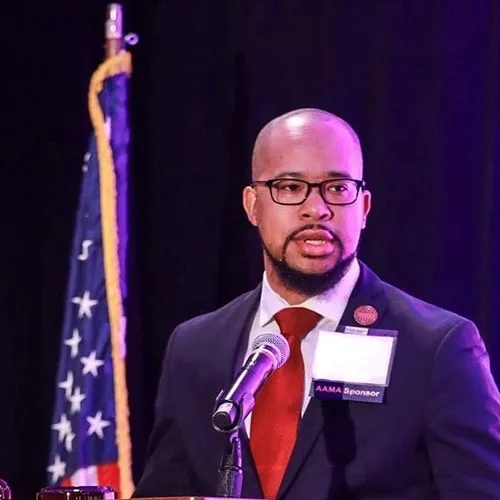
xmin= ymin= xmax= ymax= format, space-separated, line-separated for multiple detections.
xmin=72 ymin=466 xmax=98 ymax=486
xmin=96 ymin=463 xmax=121 ymax=493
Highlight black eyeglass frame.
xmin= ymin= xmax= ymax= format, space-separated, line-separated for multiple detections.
xmin=251 ymin=177 xmax=367 ymax=206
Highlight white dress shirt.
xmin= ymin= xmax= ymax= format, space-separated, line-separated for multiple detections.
xmin=243 ymin=258 xmax=361 ymax=436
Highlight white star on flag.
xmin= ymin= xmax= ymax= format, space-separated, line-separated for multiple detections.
xmin=81 ymin=351 xmax=105 ymax=377
xmin=51 ymin=414 xmax=71 ymax=442
xmin=72 ymin=291 xmax=98 ymax=319
xmin=87 ymin=411 xmax=111 ymax=439
xmin=65 ymin=432 xmax=76 ymax=453
xmin=64 ymin=329 xmax=82 ymax=358
xmin=47 ymin=455 xmax=66 ymax=483
xmin=69 ymin=387 xmax=86 ymax=414
xmin=58 ymin=371 xmax=74 ymax=399
xmin=82 ymin=153 xmax=91 ymax=173
xmin=105 ymin=117 xmax=111 ymax=140
xmin=77 ymin=240 xmax=94 ymax=261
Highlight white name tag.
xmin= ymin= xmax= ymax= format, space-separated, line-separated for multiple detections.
xmin=311 ymin=329 xmax=397 ymax=403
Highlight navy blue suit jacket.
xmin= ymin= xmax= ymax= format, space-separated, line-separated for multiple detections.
xmin=133 ymin=263 xmax=500 ymax=499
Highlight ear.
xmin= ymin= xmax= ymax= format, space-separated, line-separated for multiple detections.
xmin=361 ymin=189 xmax=371 ymax=229
xmin=242 ymin=186 xmax=258 ymax=227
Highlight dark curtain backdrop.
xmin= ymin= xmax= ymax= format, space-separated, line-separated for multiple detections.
xmin=2 ymin=1 xmax=500 ymax=499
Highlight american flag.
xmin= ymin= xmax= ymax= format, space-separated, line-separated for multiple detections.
xmin=47 ymin=50 xmax=134 ymax=498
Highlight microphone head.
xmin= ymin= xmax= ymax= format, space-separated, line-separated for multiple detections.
xmin=251 ymin=332 xmax=290 ymax=369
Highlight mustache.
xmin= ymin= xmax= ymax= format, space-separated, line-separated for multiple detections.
xmin=284 ymin=224 xmax=341 ymax=247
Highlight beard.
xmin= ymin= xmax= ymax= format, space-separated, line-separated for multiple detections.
xmin=260 ymin=224 xmax=357 ymax=296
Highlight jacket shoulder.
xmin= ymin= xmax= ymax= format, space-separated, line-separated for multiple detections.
xmin=170 ymin=287 xmax=259 ymax=342
xmin=381 ymin=278 xmax=476 ymax=340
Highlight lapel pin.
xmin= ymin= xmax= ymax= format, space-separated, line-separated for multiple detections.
xmin=354 ymin=305 xmax=378 ymax=326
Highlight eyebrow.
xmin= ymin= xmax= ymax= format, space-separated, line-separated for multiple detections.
xmin=272 ymin=170 xmax=353 ymax=179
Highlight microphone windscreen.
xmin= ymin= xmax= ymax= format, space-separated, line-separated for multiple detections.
xmin=251 ymin=332 xmax=290 ymax=368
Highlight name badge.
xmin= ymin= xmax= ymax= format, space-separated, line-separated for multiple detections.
xmin=311 ymin=326 xmax=398 ymax=403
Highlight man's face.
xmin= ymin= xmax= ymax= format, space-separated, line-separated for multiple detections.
xmin=243 ymin=119 xmax=371 ymax=294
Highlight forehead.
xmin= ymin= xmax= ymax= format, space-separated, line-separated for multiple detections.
xmin=255 ymin=120 xmax=363 ymax=179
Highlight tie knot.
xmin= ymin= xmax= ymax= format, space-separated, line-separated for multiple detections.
xmin=274 ymin=307 xmax=322 ymax=341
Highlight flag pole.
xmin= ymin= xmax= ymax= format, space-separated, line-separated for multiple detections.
xmin=105 ymin=4 xmax=123 ymax=59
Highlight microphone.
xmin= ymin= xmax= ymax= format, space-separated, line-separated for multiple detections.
xmin=212 ymin=332 xmax=290 ymax=433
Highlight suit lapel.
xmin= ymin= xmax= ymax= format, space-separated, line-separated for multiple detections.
xmin=277 ymin=262 xmax=389 ymax=499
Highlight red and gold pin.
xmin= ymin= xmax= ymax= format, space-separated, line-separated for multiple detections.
xmin=353 ymin=305 xmax=378 ymax=326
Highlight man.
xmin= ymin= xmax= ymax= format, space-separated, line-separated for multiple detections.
xmin=133 ymin=108 xmax=500 ymax=499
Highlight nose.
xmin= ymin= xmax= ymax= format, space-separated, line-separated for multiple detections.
xmin=299 ymin=187 xmax=333 ymax=221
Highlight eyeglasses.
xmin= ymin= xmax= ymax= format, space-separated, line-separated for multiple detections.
xmin=252 ymin=178 xmax=366 ymax=206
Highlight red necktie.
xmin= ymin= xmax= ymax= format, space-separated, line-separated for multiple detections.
xmin=250 ymin=307 xmax=321 ymax=500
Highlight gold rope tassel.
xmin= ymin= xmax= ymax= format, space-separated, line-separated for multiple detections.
xmin=88 ymin=50 xmax=134 ymax=499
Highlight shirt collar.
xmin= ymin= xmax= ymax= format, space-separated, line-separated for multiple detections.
xmin=258 ymin=258 xmax=361 ymax=327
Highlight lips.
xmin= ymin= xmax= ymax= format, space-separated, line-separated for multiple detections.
xmin=294 ymin=229 xmax=333 ymax=243
xmin=292 ymin=229 xmax=335 ymax=257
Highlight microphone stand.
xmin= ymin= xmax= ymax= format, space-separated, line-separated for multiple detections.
xmin=216 ymin=430 xmax=243 ymax=498
xmin=213 ymin=390 xmax=244 ymax=498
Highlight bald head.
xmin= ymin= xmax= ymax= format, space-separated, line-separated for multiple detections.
xmin=251 ymin=108 xmax=363 ymax=180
